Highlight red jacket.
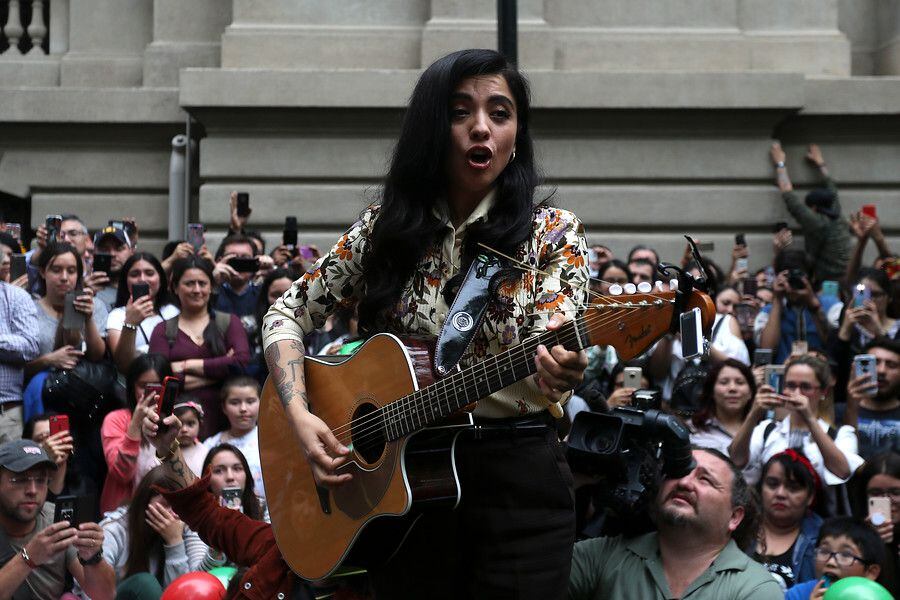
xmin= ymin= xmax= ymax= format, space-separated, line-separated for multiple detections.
xmin=159 ymin=474 xmax=311 ymax=600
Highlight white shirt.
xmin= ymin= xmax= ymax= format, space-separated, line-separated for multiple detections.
xmin=107 ymin=303 xmax=179 ymax=355
xmin=690 ymin=418 xmax=735 ymax=457
xmin=743 ymin=415 xmax=864 ymax=487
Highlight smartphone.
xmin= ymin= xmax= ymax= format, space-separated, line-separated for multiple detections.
xmin=62 ymin=290 xmax=86 ymax=330
xmin=680 ymin=307 xmax=704 ymax=359
xmin=236 ymin=192 xmax=250 ymax=217
xmin=92 ymin=253 xmax=112 ymax=275
xmin=298 ymin=245 xmax=316 ymax=261
xmin=753 ymin=348 xmax=774 ymax=367
xmin=156 ymin=376 xmax=181 ymax=434
xmin=10 ymin=254 xmax=27 ymax=281
xmin=854 ymin=354 xmax=878 ymax=395
xmin=773 ymin=221 xmax=789 ymax=233
xmin=821 ymin=280 xmax=839 ymax=298
xmin=742 ymin=277 xmax=758 ymax=297
xmin=228 ymin=257 xmax=260 ymax=273
xmin=131 ymin=282 xmax=150 ymax=301
xmin=283 ymin=216 xmax=298 ymax=248
xmin=764 ymin=365 xmax=785 ymax=394
xmin=187 ymin=223 xmax=205 ymax=252
xmin=733 ymin=303 xmax=758 ymax=331
xmin=696 ymin=241 xmax=715 ymax=253
xmin=623 ymin=367 xmax=642 ymax=389
xmin=108 ymin=220 xmax=125 ymax=231
xmin=735 ymin=233 xmax=746 ymax=247
xmin=6 ymin=223 xmax=21 ymax=241
xmin=735 ymin=257 xmax=748 ymax=272
xmin=53 ymin=495 xmax=79 ymax=525
xmin=791 ymin=340 xmax=808 ymax=356
xmin=220 ymin=487 xmax=243 ymax=511
xmin=861 ymin=204 xmax=877 ymax=220
xmin=48 ymin=414 xmax=69 ymax=436
xmin=869 ymin=496 xmax=892 ymax=526
xmin=45 ymin=214 xmax=62 ymax=243
xmin=853 ymin=284 xmax=872 ymax=308
xmin=144 ymin=382 xmax=163 ymax=399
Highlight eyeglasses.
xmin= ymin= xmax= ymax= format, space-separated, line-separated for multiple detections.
xmin=814 ymin=548 xmax=867 ymax=567
xmin=7 ymin=475 xmax=50 ymax=487
xmin=58 ymin=229 xmax=84 ymax=239
xmin=783 ymin=382 xmax=821 ymax=393
xmin=868 ymin=488 xmax=900 ymax=499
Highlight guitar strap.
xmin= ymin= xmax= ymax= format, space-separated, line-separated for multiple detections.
xmin=434 ymin=253 xmax=505 ymax=377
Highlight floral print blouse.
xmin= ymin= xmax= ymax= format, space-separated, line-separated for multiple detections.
xmin=263 ymin=191 xmax=589 ymax=418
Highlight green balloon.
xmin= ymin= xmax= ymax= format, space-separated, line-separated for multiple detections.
xmin=207 ymin=566 xmax=238 ymax=589
xmin=823 ymin=576 xmax=892 ymax=600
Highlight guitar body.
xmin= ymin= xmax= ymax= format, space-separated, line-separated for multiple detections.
xmin=260 ymin=333 xmax=467 ymax=581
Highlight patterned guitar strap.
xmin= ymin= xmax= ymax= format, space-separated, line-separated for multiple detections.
xmin=434 ymin=253 xmax=504 ymax=377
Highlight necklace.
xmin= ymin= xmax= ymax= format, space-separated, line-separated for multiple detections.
xmin=179 ymin=314 xmax=209 ymax=345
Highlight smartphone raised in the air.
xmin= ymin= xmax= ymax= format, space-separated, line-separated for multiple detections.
xmin=853 ymin=354 xmax=878 ymax=396
xmin=187 ymin=223 xmax=205 ymax=252
xmin=753 ymin=348 xmax=773 ymax=367
xmin=680 ymin=307 xmax=704 ymax=360
xmin=10 ymin=254 xmax=27 ymax=281
xmin=236 ymin=192 xmax=251 ymax=217
xmin=283 ymin=216 xmax=298 ymax=248
xmin=763 ymin=365 xmax=785 ymax=394
xmin=623 ymin=367 xmax=642 ymax=390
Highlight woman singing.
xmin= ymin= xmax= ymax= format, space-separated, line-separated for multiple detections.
xmin=263 ymin=49 xmax=589 ymax=599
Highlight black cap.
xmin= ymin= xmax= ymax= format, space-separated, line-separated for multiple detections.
xmin=0 ymin=439 xmax=57 ymax=473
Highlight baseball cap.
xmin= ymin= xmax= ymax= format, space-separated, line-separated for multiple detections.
xmin=0 ymin=439 xmax=57 ymax=473
xmin=93 ymin=225 xmax=131 ymax=248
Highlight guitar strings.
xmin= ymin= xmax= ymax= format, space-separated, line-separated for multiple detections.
xmin=326 ymin=275 xmax=674 ymax=447
xmin=334 ymin=305 xmax=662 ymax=453
xmin=328 ymin=303 xmax=669 ymax=451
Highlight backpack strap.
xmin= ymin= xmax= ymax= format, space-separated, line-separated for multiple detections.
xmin=214 ymin=311 xmax=232 ymax=338
xmin=762 ymin=420 xmax=777 ymax=447
xmin=165 ymin=316 xmax=179 ymax=349
xmin=827 ymin=425 xmax=837 ymax=441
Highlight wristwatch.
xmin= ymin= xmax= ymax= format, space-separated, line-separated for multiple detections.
xmin=775 ymin=161 xmax=785 ymax=169
xmin=78 ymin=550 xmax=104 ymax=566
xmin=20 ymin=547 xmax=37 ymax=569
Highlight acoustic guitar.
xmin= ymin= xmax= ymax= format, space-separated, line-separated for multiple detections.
xmin=260 ymin=288 xmax=714 ymax=580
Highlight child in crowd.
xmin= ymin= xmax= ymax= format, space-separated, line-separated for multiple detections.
xmin=202 ymin=376 xmax=265 ymax=499
xmin=786 ymin=517 xmax=885 ymax=599
xmin=173 ymin=400 xmax=208 ymax=477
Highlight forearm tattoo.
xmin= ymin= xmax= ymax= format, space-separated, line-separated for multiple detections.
xmin=162 ymin=452 xmax=194 ymax=490
xmin=265 ymin=340 xmax=308 ymax=409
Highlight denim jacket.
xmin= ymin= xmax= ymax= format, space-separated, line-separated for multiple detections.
xmin=749 ymin=511 xmax=822 ymax=588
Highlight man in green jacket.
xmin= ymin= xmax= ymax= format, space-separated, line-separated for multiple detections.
xmin=568 ymin=448 xmax=782 ymax=599
xmin=770 ymin=142 xmax=850 ymax=283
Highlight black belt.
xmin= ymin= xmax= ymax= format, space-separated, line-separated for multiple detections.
xmin=471 ymin=412 xmax=555 ymax=439
xmin=0 ymin=401 xmax=23 ymax=414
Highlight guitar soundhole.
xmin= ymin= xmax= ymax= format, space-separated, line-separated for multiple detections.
xmin=351 ymin=402 xmax=386 ymax=464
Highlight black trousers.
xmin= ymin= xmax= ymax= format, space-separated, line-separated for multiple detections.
xmin=370 ymin=423 xmax=575 ymax=600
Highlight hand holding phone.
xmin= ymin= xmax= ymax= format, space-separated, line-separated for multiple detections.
xmin=131 ymin=282 xmax=150 ymax=301
xmin=156 ymin=376 xmax=181 ymax=435
xmin=63 ymin=290 xmax=86 ymax=330
xmin=853 ymin=354 xmax=878 ymax=396
xmin=236 ymin=192 xmax=251 ymax=218
xmin=763 ymin=365 xmax=785 ymax=394
xmin=187 ymin=224 xmax=205 ymax=252
xmin=92 ymin=253 xmax=112 ymax=275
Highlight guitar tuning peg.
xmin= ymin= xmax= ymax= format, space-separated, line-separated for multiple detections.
xmin=669 ymin=279 xmax=679 ymax=291
xmin=609 ymin=283 xmax=623 ymax=296
xmin=624 ymin=283 xmax=637 ymax=294
xmin=654 ymin=280 xmax=665 ymax=291
xmin=637 ymin=282 xmax=652 ymax=293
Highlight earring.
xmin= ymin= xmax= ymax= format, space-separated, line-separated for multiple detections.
xmin=510 ymin=150 xmax=516 ymax=163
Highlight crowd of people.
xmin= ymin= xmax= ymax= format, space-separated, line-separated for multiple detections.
xmin=0 ymin=47 xmax=898 ymax=599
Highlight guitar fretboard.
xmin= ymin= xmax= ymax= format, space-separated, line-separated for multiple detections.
xmin=378 ymin=317 xmax=588 ymax=441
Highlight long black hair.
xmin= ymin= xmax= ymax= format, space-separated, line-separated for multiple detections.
xmin=114 ymin=251 xmax=170 ymax=311
xmin=357 ymin=49 xmax=541 ymax=335
xmin=201 ymin=443 xmax=263 ymax=521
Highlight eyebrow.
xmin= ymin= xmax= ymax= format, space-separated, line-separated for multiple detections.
xmin=696 ymin=466 xmax=722 ymax=487
xmin=450 ymin=92 xmax=515 ymax=109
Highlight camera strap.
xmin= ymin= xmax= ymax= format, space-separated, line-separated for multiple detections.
xmin=434 ymin=253 xmax=504 ymax=377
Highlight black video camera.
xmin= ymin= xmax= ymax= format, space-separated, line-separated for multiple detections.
xmin=566 ymin=405 xmax=696 ymax=538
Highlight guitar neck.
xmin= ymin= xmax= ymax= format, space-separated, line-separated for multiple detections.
xmin=381 ymin=318 xmax=588 ymax=441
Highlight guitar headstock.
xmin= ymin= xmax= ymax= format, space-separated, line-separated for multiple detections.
xmin=582 ymin=289 xmax=715 ymax=361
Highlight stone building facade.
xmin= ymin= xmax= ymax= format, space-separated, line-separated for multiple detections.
xmin=1 ymin=0 xmax=898 ymax=268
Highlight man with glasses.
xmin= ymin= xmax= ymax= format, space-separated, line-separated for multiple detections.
xmin=0 ymin=439 xmax=114 ymax=599
xmin=846 ymin=338 xmax=900 ymax=459
xmin=785 ymin=516 xmax=885 ymax=599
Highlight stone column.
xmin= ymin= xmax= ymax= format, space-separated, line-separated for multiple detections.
xmin=221 ymin=0 xmax=427 ymax=69
xmin=143 ymin=0 xmax=231 ymax=87
xmin=874 ymin=0 xmax=900 ymax=74
xmin=421 ymin=0 xmax=552 ymax=69
xmin=60 ymin=0 xmax=152 ymax=87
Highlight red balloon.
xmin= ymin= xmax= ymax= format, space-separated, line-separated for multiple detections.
xmin=160 ymin=571 xmax=226 ymax=600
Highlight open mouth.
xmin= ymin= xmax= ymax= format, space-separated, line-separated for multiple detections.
xmin=466 ymin=146 xmax=493 ymax=170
